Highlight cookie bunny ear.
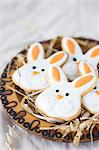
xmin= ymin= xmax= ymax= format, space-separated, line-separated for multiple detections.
xmin=48 ymin=65 xmax=68 ymax=85
xmin=72 ymin=73 xmax=96 ymax=95
xmin=48 ymin=51 xmax=68 ymax=66
xmin=85 ymin=45 xmax=99 ymax=58
xmin=61 ymin=37 xmax=83 ymax=56
xmin=27 ymin=43 xmax=44 ymax=62
xmin=85 ymin=45 xmax=99 ymax=68
xmin=78 ymin=61 xmax=95 ymax=75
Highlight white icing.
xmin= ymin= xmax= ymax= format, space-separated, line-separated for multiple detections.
xmin=12 ymin=43 xmax=67 ymax=91
xmin=35 ymin=65 xmax=96 ymax=120
xmin=61 ymin=37 xmax=99 ymax=80
xmin=84 ymin=45 xmax=99 ymax=69
xmin=62 ymin=57 xmax=79 ymax=80
xmin=35 ymin=83 xmax=81 ymax=120
xmin=83 ymin=90 xmax=99 ymax=113
xmin=82 ymin=79 xmax=99 ymax=114
xmin=97 ymin=79 xmax=99 ymax=89
xmin=12 ymin=61 xmax=49 ymax=90
xmin=78 ymin=62 xmax=99 ymax=114
xmin=78 ymin=61 xmax=96 ymax=75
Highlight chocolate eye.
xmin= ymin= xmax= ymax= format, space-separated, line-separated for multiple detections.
xmin=65 ymin=93 xmax=69 ymax=96
xmin=24 ymin=99 xmax=28 ymax=104
xmin=94 ymin=87 xmax=96 ymax=89
xmin=56 ymin=89 xmax=59 ymax=92
xmin=41 ymin=69 xmax=45 ymax=72
xmin=32 ymin=66 xmax=36 ymax=69
xmin=73 ymin=57 xmax=77 ymax=61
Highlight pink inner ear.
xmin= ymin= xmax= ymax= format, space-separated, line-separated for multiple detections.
xmin=75 ymin=75 xmax=93 ymax=88
xmin=91 ymin=48 xmax=99 ymax=57
xmin=67 ymin=39 xmax=75 ymax=54
xmin=83 ymin=63 xmax=91 ymax=73
xmin=52 ymin=67 xmax=60 ymax=82
xmin=49 ymin=52 xmax=65 ymax=64
xmin=95 ymin=91 xmax=99 ymax=95
xmin=32 ymin=45 xmax=40 ymax=60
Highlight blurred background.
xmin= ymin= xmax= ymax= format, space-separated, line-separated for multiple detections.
xmin=1 ymin=0 xmax=99 ymax=70
xmin=0 ymin=0 xmax=99 ymax=150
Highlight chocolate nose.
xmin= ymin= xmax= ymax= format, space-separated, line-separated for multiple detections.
xmin=96 ymin=90 xmax=99 ymax=95
xmin=32 ymin=71 xmax=40 ymax=75
xmin=56 ymin=95 xmax=63 ymax=100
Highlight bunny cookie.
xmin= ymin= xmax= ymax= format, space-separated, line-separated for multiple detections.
xmin=78 ymin=61 xmax=99 ymax=114
xmin=61 ymin=37 xmax=99 ymax=80
xmin=12 ymin=43 xmax=68 ymax=92
xmin=35 ymin=65 xmax=96 ymax=121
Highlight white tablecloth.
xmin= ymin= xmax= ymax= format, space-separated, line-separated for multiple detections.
xmin=0 ymin=0 xmax=99 ymax=149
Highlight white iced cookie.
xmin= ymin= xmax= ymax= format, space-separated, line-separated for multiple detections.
xmin=35 ymin=65 xmax=96 ymax=121
xmin=12 ymin=43 xmax=68 ymax=92
xmin=78 ymin=61 xmax=99 ymax=114
xmin=78 ymin=61 xmax=98 ymax=76
xmin=61 ymin=37 xmax=99 ymax=80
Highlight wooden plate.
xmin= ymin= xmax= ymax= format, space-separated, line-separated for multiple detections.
xmin=0 ymin=37 xmax=99 ymax=142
